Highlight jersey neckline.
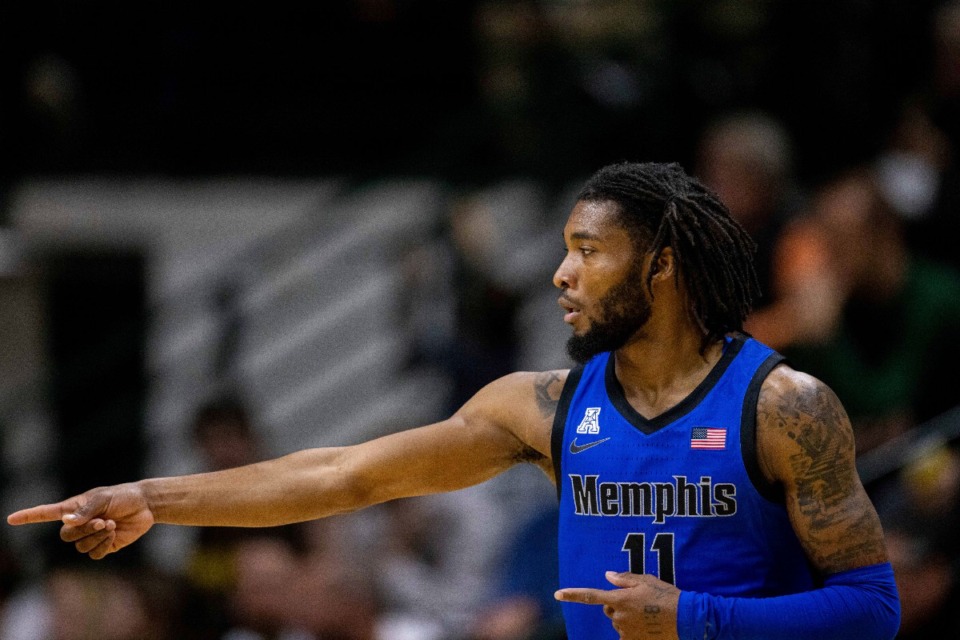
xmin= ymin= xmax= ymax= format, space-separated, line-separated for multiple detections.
xmin=604 ymin=333 xmax=746 ymax=435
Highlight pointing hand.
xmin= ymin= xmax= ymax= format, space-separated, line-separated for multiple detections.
xmin=7 ymin=483 xmax=155 ymax=560
xmin=555 ymin=571 xmax=681 ymax=640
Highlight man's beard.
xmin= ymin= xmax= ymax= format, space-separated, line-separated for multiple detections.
xmin=566 ymin=267 xmax=652 ymax=364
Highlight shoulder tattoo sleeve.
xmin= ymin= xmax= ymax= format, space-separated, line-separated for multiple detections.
xmin=758 ymin=373 xmax=888 ymax=574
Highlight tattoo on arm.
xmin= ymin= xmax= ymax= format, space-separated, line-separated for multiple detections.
xmin=760 ymin=374 xmax=888 ymax=573
xmin=641 ymin=582 xmax=676 ymax=637
xmin=781 ymin=384 xmax=853 ymax=528
xmin=534 ymin=371 xmax=563 ymax=419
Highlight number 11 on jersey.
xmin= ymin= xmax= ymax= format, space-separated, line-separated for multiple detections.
xmin=622 ymin=532 xmax=676 ymax=584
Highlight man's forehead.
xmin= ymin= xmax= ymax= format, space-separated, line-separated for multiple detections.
xmin=564 ymin=199 xmax=627 ymax=237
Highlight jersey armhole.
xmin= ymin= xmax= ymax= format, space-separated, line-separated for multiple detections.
xmin=741 ymin=353 xmax=787 ymax=504
xmin=551 ymin=365 xmax=584 ymax=501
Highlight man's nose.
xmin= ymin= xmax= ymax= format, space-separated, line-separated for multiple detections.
xmin=553 ymin=255 xmax=575 ymax=290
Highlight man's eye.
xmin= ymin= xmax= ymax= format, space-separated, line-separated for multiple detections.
xmin=580 ymin=247 xmax=595 ymax=256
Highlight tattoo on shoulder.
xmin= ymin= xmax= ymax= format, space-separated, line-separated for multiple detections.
xmin=760 ymin=375 xmax=887 ymax=572
xmin=533 ymin=371 xmax=564 ymax=420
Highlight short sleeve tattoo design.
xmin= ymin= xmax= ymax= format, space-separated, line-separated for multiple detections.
xmin=759 ymin=376 xmax=888 ymax=573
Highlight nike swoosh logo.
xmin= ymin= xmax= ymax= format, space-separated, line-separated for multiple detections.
xmin=569 ymin=437 xmax=611 ymax=454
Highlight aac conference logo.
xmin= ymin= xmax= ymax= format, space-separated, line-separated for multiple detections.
xmin=570 ymin=407 xmax=609 ymax=454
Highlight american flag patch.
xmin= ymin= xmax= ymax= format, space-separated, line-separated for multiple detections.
xmin=690 ymin=427 xmax=727 ymax=450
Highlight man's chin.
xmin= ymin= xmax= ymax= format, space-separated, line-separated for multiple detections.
xmin=566 ymin=320 xmax=646 ymax=364
xmin=566 ymin=333 xmax=609 ymax=364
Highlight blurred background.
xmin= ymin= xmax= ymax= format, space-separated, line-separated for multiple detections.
xmin=1 ymin=1 xmax=959 ymax=638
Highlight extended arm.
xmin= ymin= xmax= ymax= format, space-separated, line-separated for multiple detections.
xmin=7 ymin=370 xmax=565 ymax=559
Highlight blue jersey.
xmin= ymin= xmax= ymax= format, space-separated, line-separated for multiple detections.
xmin=552 ymin=334 xmax=815 ymax=639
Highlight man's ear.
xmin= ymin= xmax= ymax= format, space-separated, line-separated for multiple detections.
xmin=651 ymin=247 xmax=677 ymax=281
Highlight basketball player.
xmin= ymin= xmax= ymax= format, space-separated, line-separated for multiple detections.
xmin=8 ymin=163 xmax=900 ymax=639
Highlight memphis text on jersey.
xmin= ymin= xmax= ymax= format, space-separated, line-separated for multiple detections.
xmin=568 ymin=474 xmax=737 ymax=524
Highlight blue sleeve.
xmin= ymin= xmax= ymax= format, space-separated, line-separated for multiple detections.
xmin=676 ymin=562 xmax=900 ymax=640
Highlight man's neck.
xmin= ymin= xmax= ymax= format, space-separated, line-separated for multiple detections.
xmin=612 ymin=329 xmax=725 ymax=420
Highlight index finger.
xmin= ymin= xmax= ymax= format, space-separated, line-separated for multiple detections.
xmin=555 ymin=587 xmax=612 ymax=605
xmin=7 ymin=501 xmax=76 ymax=526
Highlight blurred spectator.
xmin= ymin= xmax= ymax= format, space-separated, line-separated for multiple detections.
xmin=405 ymin=193 xmax=524 ymax=414
xmin=446 ymin=195 xmax=524 ymax=409
xmin=183 ymin=398 xmax=378 ymax=639
xmin=693 ymin=111 xmax=842 ymax=352
xmin=0 ymin=532 xmax=29 ymax=640
xmin=1 ymin=565 xmax=182 ymax=640
xmin=742 ymin=216 xmax=840 ymax=352
xmin=875 ymin=2 xmax=960 ymax=276
xmin=469 ymin=506 xmax=564 ymax=640
xmin=878 ymin=445 xmax=960 ymax=637
xmin=18 ymin=53 xmax=85 ymax=172
xmin=366 ymin=471 xmax=556 ymax=639
xmin=224 ymin=523 xmax=378 ymax=640
xmin=875 ymin=101 xmax=960 ymax=276
xmin=292 ymin=518 xmax=379 ymax=640
xmin=182 ymin=398 xmax=274 ymax=639
xmin=51 ymin=567 xmax=182 ymax=640
xmin=224 ymin=534 xmax=312 ymax=640
xmin=886 ymin=527 xmax=960 ymax=639
xmin=878 ymin=445 xmax=960 ymax=560
xmin=372 ymin=498 xmax=458 ymax=640
xmin=694 ymin=111 xmax=800 ymax=307
xmin=783 ymin=169 xmax=960 ymax=454
xmin=192 ymin=398 xmax=264 ymax=473
xmin=875 ymin=104 xmax=951 ymax=224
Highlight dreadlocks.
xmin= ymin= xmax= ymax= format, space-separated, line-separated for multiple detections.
xmin=576 ymin=161 xmax=761 ymax=350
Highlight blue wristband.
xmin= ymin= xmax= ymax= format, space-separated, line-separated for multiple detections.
xmin=677 ymin=562 xmax=900 ymax=640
